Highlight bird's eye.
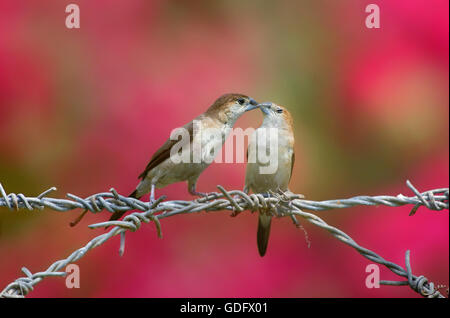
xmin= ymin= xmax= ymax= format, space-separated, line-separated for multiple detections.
xmin=237 ymin=98 xmax=246 ymax=105
xmin=276 ymin=108 xmax=283 ymax=113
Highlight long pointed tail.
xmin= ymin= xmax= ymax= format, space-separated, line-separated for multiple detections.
xmin=257 ymin=214 xmax=272 ymax=257
xmin=108 ymin=189 xmax=139 ymax=222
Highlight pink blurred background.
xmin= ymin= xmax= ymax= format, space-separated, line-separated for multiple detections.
xmin=0 ymin=0 xmax=448 ymax=297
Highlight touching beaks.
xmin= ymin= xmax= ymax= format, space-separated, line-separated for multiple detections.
xmin=258 ymin=102 xmax=272 ymax=115
xmin=245 ymin=98 xmax=259 ymax=111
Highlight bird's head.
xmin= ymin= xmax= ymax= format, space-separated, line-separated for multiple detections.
xmin=206 ymin=93 xmax=259 ymax=125
xmin=258 ymin=102 xmax=294 ymax=128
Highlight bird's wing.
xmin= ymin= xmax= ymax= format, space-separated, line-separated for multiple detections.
xmin=138 ymin=120 xmax=194 ymax=179
xmin=244 ymin=145 xmax=252 ymax=192
xmin=289 ymin=151 xmax=295 ymax=182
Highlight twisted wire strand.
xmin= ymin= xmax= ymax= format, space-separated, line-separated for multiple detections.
xmin=0 ymin=180 xmax=448 ymax=298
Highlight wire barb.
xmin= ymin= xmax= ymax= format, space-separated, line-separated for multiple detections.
xmin=0 ymin=180 xmax=448 ymax=298
xmin=380 ymin=250 xmax=444 ymax=298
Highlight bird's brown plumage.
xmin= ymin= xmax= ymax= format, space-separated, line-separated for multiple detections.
xmin=138 ymin=93 xmax=250 ymax=181
xmin=138 ymin=121 xmax=194 ymax=180
xmin=205 ymin=93 xmax=250 ymax=115
xmin=106 ymin=93 xmax=255 ymax=224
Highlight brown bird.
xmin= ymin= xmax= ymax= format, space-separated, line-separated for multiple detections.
xmin=244 ymin=102 xmax=295 ymax=256
xmin=107 ymin=93 xmax=259 ymax=222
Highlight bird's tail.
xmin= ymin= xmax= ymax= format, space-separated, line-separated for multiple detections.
xmin=108 ymin=189 xmax=139 ymax=223
xmin=257 ymin=213 xmax=272 ymax=257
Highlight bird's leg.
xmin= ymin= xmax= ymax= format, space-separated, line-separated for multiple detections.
xmin=150 ymin=184 xmax=156 ymax=203
xmin=188 ymin=181 xmax=209 ymax=197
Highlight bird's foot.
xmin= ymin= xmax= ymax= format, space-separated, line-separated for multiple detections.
xmin=190 ymin=191 xmax=213 ymax=198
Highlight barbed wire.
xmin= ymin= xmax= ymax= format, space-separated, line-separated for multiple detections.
xmin=0 ymin=180 xmax=448 ymax=298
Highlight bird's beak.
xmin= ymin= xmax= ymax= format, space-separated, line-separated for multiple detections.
xmin=245 ymin=98 xmax=259 ymax=111
xmin=258 ymin=102 xmax=272 ymax=115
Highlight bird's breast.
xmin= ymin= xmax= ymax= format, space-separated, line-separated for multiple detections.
xmin=193 ymin=119 xmax=229 ymax=163
xmin=245 ymin=127 xmax=294 ymax=193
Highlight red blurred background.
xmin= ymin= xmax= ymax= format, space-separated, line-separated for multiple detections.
xmin=0 ymin=0 xmax=448 ymax=297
